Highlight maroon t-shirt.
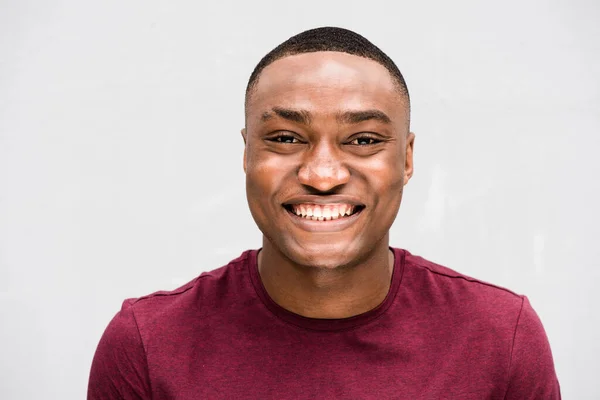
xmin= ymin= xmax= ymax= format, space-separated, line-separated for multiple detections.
xmin=88 ymin=248 xmax=560 ymax=399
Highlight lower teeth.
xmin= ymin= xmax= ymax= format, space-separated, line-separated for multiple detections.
xmin=299 ymin=214 xmax=352 ymax=220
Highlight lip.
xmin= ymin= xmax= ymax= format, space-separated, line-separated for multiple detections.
xmin=282 ymin=195 xmax=365 ymax=207
xmin=283 ymin=204 xmax=365 ymax=232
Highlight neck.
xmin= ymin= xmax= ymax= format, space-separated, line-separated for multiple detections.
xmin=257 ymin=240 xmax=395 ymax=319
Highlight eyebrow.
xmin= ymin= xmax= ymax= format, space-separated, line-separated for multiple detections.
xmin=337 ymin=109 xmax=392 ymax=125
xmin=261 ymin=107 xmax=312 ymax=125
xmin=260 ymin=107 xmax=392 ymax=125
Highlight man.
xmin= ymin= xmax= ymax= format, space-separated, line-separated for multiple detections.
xmin=88 ymin=27 xmax=560 ymax=399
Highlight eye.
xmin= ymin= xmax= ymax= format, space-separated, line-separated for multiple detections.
xmin=268 ymin=134 xmax=302 ymax=144
xmin=349 ymin=136 xmax=381 ymax=146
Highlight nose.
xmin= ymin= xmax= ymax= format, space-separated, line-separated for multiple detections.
xmin=297 ymin=143 xmax=350 ymax=192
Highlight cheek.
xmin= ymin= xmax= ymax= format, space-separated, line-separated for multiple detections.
xmin=366 ymin=154 xmax=405 ymax=195
xmin=245 ymin=151 xmax=296 ymax=206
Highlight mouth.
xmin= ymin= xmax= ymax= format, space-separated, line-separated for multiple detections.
xmin=282 ymin=203 xmax=365 ymax=221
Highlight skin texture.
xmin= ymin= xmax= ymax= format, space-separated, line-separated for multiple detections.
xmin=243 ymin=52 xmax=415 ymax=319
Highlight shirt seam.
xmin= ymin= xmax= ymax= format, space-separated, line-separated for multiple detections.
xmin=502 ymin=295 xmax=525 ymax=399
xmin=411 ymin=263 xmax=522 ymax=298
xmin=265 ymin=300 xmax=397 ymax=333
xmin=249 ymin=249 xmax=405 ymax=333
xmin=130 ymin=282 xmax=197 ymax=305
xmin=130 ymin=252 xmax=251 ymax=305
xmin=129 ymin=304 xmax=154 ymax=399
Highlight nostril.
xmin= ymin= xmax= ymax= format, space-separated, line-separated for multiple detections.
xmin=297 ymin=163 xmax=351 ymax=187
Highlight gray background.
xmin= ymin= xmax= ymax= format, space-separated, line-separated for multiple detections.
xmin=1 ymin=0 xmax=598 ymax=398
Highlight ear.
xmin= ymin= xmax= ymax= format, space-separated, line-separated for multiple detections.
xmin=404 ymin=132 xmax=415 ymax=185
xmin=241 ymin=128 xmax=248 ymax=173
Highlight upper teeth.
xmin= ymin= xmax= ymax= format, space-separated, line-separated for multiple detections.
xmin=290 ymin=204 xmax=357 ymax=221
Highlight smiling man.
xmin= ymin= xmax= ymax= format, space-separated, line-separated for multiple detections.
xmin=88 ymin=27 xmax=560 ymax=399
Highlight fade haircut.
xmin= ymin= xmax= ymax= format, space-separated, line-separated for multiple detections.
xmin=245 ymin=27 xmax=410 ymax=106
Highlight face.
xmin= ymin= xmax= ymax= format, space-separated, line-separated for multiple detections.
xmin=243 ymin=51 xmax=414 ymax=269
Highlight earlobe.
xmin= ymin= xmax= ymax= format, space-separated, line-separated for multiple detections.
xmin=404 ymin=132 xmax=415 ymax=185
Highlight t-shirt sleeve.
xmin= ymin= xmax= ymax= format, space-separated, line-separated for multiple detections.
xmin=504 ymin=296 xmax=561 ymax=399
xmin=88 ymin=299 xmax=152 ymax=400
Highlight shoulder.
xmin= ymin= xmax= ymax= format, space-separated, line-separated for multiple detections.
xmin=402 ymin=249 xmax=523 ymax=306
xmin=397 ymin=249 xmax=526 ymax=331
xmin=123 ymin=250 xmax=253 ymax=328
xmin=396 ymin=249 xmax=560 ymax=397
xmin=89 ymin=250 xmax=256 ymax=397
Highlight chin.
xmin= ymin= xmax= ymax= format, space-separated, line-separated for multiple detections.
xmin=282 ymin=240 xmax=366 ymax=270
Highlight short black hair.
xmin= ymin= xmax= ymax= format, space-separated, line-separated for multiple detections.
xmin=245 ymin=26 xmax=409 ymax=105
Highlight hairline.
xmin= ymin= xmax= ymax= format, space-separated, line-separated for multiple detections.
xmin=244 ymin=50 xmax=410 ymax=126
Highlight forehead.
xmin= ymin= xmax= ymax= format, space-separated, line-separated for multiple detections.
xmin=247 ymin=52 xmax=407 ymax=120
